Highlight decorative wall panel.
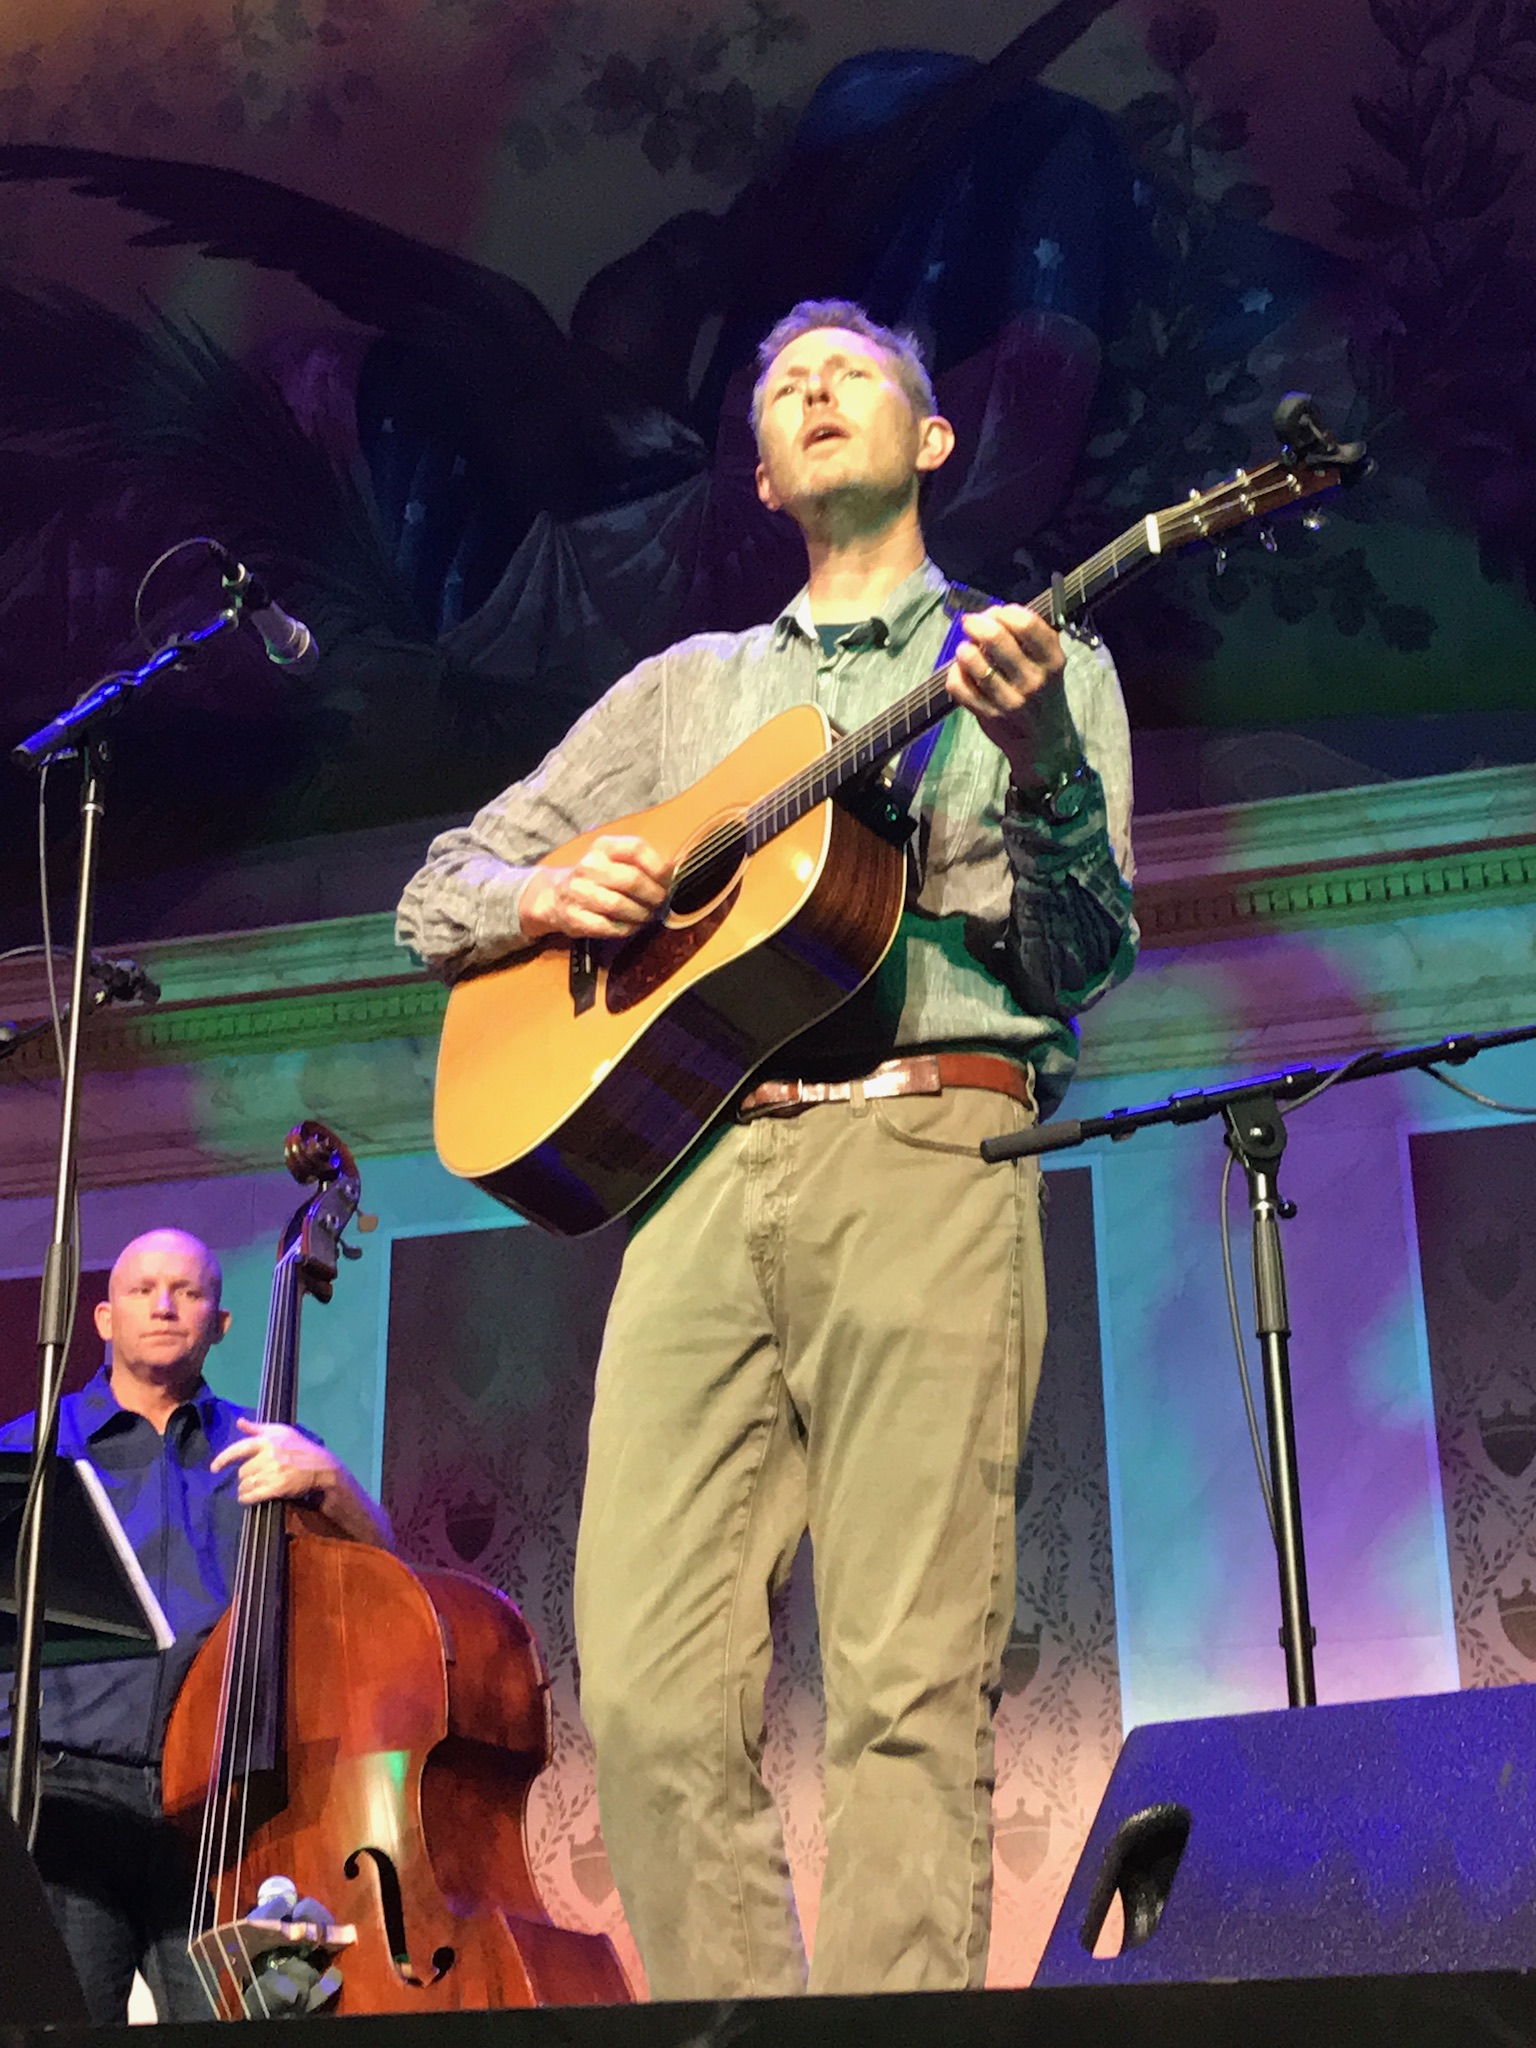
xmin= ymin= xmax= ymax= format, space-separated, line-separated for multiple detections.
xmin=1410 ymin=1120 xmax=1536 ymax=1690
xmin=378 ymin=1165 xmax=1114 ymax=1990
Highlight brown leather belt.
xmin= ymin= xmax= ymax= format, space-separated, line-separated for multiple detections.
xmin=737 ymin=1052 xmax=1033 ymax=1121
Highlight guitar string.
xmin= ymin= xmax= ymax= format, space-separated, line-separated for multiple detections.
xmin=662 ymin=468 xmax=1313 ymax=894
xmin=662 ymin=524 xmax=1147 ymax=889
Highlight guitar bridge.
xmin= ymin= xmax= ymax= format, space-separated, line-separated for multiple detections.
xmin=569 ymin=940 xmax=597 ymax=1016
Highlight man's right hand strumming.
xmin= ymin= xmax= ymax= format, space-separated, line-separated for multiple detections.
xmin=519 ymin=834 xmax=673 ymax=941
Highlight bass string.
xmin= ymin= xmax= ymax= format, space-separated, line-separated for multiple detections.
xmin=189 ymin=1251 xmax=286 ymax=1974
xmin=240 ymin=1260 xmax=308 ymax=2017
xmin=190 ymin=1245 xmax=300 ymax=2013
xmin=230 ymin=1263 xmax=299 ymax=2008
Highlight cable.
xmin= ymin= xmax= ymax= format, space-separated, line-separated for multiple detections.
xmin=1425 ymin=1065 xmax=1536 ymax=1116
xmin=1278 ymin=1047 xmax=1380 ymax=1117
xmin=132 ymin=535 xmax=227 ymax=651
xmin=36 ymin=764 xmax=68 ymax=1081
xmin=14 ymin=764 xmax=83 ymax=1647
xmin=1227 ymin=1049 xmax=1378 ymax=1557
xmin=1220 ymin=1147 xmax=1278 ymax=1545
xmin=0 ymin=945 xmax=75 ymax=967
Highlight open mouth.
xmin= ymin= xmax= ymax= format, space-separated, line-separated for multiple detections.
xmin=802 ymin=422 xmax=849 ymax=449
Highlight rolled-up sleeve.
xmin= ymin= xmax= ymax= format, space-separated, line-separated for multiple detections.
xmin=396 ymin=655 xmax=669 ymax=979
xmin=999 ymin=635 xmax=1137 ymax=1020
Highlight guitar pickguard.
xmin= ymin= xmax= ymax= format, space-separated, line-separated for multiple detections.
xmin=604 ymin=886 xmax=741 ymax=1014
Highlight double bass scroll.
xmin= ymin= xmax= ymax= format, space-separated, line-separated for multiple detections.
xmin=160 ymin=1119 xmax=630 ymax=2016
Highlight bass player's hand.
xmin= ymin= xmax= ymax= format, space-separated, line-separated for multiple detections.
xmin=519 ymin=834 xmax=673 ymax=941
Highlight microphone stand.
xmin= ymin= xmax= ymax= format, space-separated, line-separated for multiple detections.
xmin=0 ymin=962 xmax=159 ymax=1064
xmin=981 ymin=1021 xmax=1536 ymax=1708
xmin=6 ymin=606 xmax=240 ymax=1846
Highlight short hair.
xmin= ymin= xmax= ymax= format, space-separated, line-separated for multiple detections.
xmin=751 ymin=299 xmax=937 ymax=440
xmin=111 ymin=1228 xmax=224 ymax=1307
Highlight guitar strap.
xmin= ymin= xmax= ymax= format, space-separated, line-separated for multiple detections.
xmin=877 ymin=579 xmax=996 ymax=821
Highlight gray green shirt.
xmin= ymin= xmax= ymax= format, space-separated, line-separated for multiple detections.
xmin=396 ymin=561 xmax=1137 ymax=1116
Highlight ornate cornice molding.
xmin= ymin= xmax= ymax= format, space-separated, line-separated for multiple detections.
xmin=1133 ymin=760 xmax=1536 ymax=879
xmin=1135 ymin=832 xmax=1536 ymax=948
xmin=0 ymin=972 xmax=446 ymax=1080
xmin=1 ymin=765 xmax=1532 ymax=1197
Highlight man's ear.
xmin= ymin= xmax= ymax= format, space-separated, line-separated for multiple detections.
xmin=210 ymin=1308 xmax=232 ymax=1347
xmin=93 ymin=1298 xmax=113 ymax=1344
xmin=755 ymin=460 xmax=783 ymax=514
xmin=915 ymin=414 xmax=956 ymax=475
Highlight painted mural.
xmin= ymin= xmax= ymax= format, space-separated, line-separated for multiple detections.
xmin=1 ymin=0 xmax=1534 ymax=2000
xmin=0 ymin=0 xmax=1533 ymax=940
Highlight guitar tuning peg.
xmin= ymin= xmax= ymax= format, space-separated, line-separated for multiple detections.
xmin=1212 ymin=545 xmax=1228 ymax=576
xmin=340 ymin=1240 xmax=364 ymax=1261
xmin=1302 ymin=510 xmax=1326 ymax=531
xmin=1259 ymin=525 xmax=1278 ymax=553
xmin=356 ymin=1212 xmax=379 ymax=1233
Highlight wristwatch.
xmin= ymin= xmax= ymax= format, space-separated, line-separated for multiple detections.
xmin=1006 ymin=757 xmax=1095 ymax=826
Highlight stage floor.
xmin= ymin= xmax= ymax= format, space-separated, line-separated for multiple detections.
xmin=16 ymin=1971 xmax=1536 ymax=2047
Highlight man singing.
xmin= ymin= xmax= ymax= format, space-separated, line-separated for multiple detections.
xmin=397 ymin=300 xmax=1135 ymax=1995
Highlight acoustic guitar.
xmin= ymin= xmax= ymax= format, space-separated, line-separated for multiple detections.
xmin=433 ymin=396 xmax=1369 ymax=1236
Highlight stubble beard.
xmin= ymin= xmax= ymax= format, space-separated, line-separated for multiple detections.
xmin=789 ymin=469 xmax=920 ymax=548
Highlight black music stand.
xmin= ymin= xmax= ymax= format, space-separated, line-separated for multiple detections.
xmin=0 ymin=1453 xmax=167 ymax=2024
xmin=0 ymin=1453 xmax=173 ymax=1669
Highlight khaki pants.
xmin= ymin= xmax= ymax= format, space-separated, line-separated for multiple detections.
xmin=573 ymin=1081 xmax=1046 ymax=1998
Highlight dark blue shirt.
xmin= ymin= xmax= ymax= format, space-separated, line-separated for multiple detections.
xmin=0 ymin=1367 xmax=253 ymax=1766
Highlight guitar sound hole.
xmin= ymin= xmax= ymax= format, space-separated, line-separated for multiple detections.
xmin=669 ymin=823 xmax=747 ymax=921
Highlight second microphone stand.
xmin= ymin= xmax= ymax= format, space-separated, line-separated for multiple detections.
xmin=981 ymin=1023 xmax=1536 ymax=1708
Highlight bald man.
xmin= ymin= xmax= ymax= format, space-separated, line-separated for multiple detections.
xmin=0 ymin=1228 xmax=390 ymax=2021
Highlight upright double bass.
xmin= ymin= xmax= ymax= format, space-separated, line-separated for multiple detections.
xmin=161 ymin=1121 xmax=630 ymax=2016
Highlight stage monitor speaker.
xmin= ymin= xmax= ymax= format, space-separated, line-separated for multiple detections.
xmin=0 ymin=1794 xmax=87 ymax=2022
xmin=1034 ymin=1684 xmax=1536 ymax=1988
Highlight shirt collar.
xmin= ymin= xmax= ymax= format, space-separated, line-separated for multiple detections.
xmin=78 ymin=1361 xmax=219 ymax=1441
xmin=772 ymin=558 xmax=951 ymax=654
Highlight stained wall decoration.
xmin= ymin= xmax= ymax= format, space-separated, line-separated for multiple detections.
xmin=379 ymin=1163 xmax=1115 ymax=1989
xmin=0 ymin=1269 xmax=109 ymax=1426
xmin=1409 ymin=1119 xmax=1536 ymax=1690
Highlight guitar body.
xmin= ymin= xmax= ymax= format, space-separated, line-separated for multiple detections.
xmin=431 ymin=405 xmax=1364 ymax=1236
xmin=434 ymin=702 xmax=908 ymax=1236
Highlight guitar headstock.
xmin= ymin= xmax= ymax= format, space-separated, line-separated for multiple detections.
xmin=1152 ymin=393 xmax=1371 ymax=557
xmin=280 ymin=1119 xmax=373 ymax=1304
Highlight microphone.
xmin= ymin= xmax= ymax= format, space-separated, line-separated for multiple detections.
xmin=207 ymin=544 xmax=321 ymax=675
xmin=92 ymin=956 xmax=160 ymax=1006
